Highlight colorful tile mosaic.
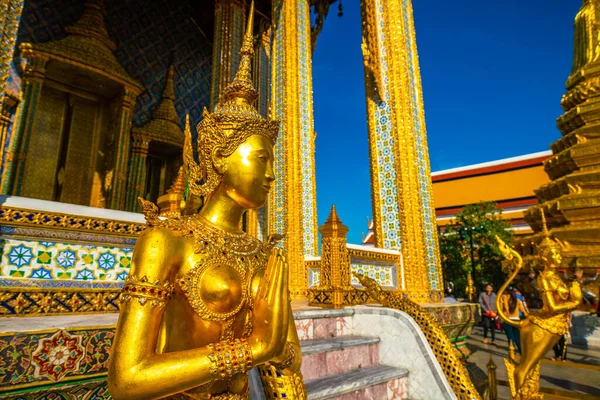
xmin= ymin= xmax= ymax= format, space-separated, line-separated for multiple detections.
xmin=297 ymin=0 xmax=318 ymax=257
xmin=1 ymin=238 xmax=132 ymax=282
xmin=270 ymin=0 xmax=286 ymax=245
xmin=350 ymin=261 xmax=396 ymax=289
xmin=307 ymin=258 xmax=398 ymax=289
xmin=0 ymin=327 xmax=113 ymax=393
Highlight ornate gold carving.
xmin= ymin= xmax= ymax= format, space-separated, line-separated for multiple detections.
xmin=360 ymin=0 xmax=384 ymax=98
xmin=0 ymin=0 xmax=24 ymax=107
xmin=360 ymin=0 xmax=444 ymax=299
xmin=270 ymin=342 xmax=296 ymax=371
xmin=0 ymin=205 xmax=145 ymax=236
xmin=259 ymin=364 xmax=307 ymax=400
xmin=0 ymin=288 xmax=121 ymax=316
xmin=356 ymin=273 xmax=481 ymax=400
xmin=121 ymin=275 xmax=174 ymax=309
xmin=309 ymin=206 xmax=368 ymax=308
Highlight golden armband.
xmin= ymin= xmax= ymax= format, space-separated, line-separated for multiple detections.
xmin=121 ymin=275 xmax=175 ymax=308
xmin=270 ymin=342 xmax=296 ymax=371
xmin=207 ymin=338 xmax=253 ymax=379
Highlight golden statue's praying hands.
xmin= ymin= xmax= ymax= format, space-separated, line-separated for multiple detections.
xmin=107 ymin=3 xmax=304 ymax=399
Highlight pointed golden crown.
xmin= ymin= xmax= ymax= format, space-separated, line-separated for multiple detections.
xmin=186 ymin=1 xmax=279 ymax=197
xmin=535 ymin=209 xmax=565 ymax=256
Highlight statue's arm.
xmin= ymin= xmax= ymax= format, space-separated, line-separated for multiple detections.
xmin=108 ymin=228 xmax=222 ymax=400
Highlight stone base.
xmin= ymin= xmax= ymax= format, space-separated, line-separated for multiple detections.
xmin=571 ymin=310 xmax=600 ymax=348
xmin=423 ymin=302 xmax=481 ymax=358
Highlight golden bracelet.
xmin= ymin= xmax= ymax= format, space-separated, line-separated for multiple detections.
xmin=207 ymin=338 xmax=253 ymax=379
xmin=121 ymin=275 xmax=174 ymax=309
xmin=270 ymin=342 xmax=296 ymax=371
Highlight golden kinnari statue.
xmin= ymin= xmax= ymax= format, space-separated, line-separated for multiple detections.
xmin=495 ymin=211 xmax=582 ymax=400
xmin=108 ymin=3 xmax=305 ymax=399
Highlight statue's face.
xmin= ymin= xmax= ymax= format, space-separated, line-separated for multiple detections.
xmin=547 ymin=248 xmax=562 ymax=268
xmin=221 ymin=134 xmax=275 ymax=209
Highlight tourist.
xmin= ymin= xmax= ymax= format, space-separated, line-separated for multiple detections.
xmin=513 ymin=287 xmax=529 ymax=319
xmin=478 ymin=284 xmax=498 ymax=345
xmin=444 ymin=284 xmax=457 ymax=303
xmin=499 ymin=287 xmax=527 ymax=354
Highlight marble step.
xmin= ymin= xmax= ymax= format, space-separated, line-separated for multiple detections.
xmin=294 ymin=309 xmax=355 ymax=340
xmin=300 ymin=335 xmax=380 ymax=380
xmin=305 ymin=364 xmax=409 ymax=400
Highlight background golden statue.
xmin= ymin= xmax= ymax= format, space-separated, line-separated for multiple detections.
xmin=495 ymin=211 xmax=582 ymax=400
xmin=108 ymin=3 xmax=304 ymax=399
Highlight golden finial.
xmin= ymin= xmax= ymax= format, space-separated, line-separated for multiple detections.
xmin=536 ymin=208 xmax=560 ymax=255
xmin=219 ymin=0 xmax=258 ymax=107
xmin=540 ymin=208 xmax=549 ymax=237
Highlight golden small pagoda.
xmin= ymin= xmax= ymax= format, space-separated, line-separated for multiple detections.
xmin=125 ymin=63 xmax=184 ymax=212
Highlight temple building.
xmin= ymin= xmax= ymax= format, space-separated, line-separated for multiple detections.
xmin=362 ymin=150 xmax=552 ymax=245
xmin=0 ymin=0 xmax=518 ymax=398
xmin=432 ymin=151 xmax=551 ymax=236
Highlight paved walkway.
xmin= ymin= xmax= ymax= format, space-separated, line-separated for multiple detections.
xmin=467 ymin=325 xmax=600 ymax=399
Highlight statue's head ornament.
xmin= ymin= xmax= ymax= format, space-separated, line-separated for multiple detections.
xmin=185 ymin=0 xmax=279 ymax=197
xmin=535 ymin=209 xmax=567 ymax=259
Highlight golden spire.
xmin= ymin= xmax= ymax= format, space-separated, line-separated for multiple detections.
xmin=217 ymin=0 xmax=259 ymax=110
xmin=540 ymin=208 xmax=549 ymax=237
xmin=320 ymin=205 xmax=349 ymax=237
xmin=536 ymin=208 xmax=560 ymax=254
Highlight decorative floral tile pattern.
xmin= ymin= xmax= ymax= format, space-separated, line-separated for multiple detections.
xmin=307 ymin=260 xmax=397 ymax=289
xmin=1 ymin=238 xmax=132 ymax=282
xmin=0 ymin=327 xmax=113 ymax=391
xmin=32 ymin=330 xmax=85 ymax=381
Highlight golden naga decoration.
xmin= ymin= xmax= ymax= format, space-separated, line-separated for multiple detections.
xmin=107 ymin=2 xmax=306 ymax=399
xmin=354 ymin=272 xmax=481 ymax=400
xmin=495 ymin=211 xmax=582 ymax=400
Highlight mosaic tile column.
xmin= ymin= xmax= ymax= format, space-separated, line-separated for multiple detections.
xmin=209 ymin=0 xmax=246 ymax=110
xmin=247 ymin=26 xmax=272 ymax=241
xmin=108 ymin=88 xmax=137 ymax=210
xmin=124 ymin=135 xmax=150 ymax=212
xmin=0 ymin=0 xmax=24 ymax=107
xmin=360 ymin=0 xmax=442 ymax=303
xmin=271 ymin=0 xmax=319 ymax=297
xmin=1 ymin=55 xmax=47 ymax=195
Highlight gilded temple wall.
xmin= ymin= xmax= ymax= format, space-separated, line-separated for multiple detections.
xmin=14 ymin=0 xmax=211 ymax=132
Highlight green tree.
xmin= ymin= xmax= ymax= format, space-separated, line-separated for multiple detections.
xmin=439 ymin=201 xmax=513 ymax=297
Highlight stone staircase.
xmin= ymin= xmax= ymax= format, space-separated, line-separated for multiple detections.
xmin=295 ymin=309 xmax=409 ymax=400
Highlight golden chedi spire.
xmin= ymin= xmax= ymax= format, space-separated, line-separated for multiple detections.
xmin=519 ymin=2 xmax=600 ymax=271
xmin=319 ymin=204 xmax=349 ymax=237
xmin=185 ymin=0 xmax=279 ymax=198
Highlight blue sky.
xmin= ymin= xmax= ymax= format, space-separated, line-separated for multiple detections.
xmin=311 ymin=0 xmax=581 ymax=244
